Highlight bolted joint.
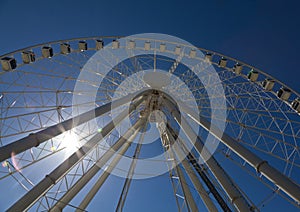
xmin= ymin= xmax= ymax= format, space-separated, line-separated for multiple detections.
xmin=45 ymin=174 xmax=56 ymax=184
xmin=255 ymin=160 xmax=268 ymax=173
xmin=139 ymin=109 xmax=150 ymax=118
xmin=29 ymin=133 xmax=40 ymax=147
xmin=232 ymin=195 xmax=256 ymax=211
xmin=231 ymin=195 xmax=242 ymax=204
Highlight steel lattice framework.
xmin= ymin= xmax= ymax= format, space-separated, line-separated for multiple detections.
xmin=0 ymin=35 xmax=299 ymax=211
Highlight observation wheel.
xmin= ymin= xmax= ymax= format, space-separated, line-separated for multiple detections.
xmin=0 ymin=33 xmax=299 ymax=211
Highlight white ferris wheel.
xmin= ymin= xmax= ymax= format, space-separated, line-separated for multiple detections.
xmin=0 ymin=34 xmax=299 ymax=211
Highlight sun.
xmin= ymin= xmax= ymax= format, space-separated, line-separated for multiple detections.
xmin=62 ymin=131 xmax=79 ymax=154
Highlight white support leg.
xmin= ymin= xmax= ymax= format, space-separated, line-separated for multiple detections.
xmin=7 ymin=98 xmax=146 ymax=212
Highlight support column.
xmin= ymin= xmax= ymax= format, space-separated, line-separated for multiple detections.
xmin=163 ymin=98 xmax=252 ymax=211
xmin=169 ymin=133 xmax=218 ymax=212
xmin=167 ymin=125 xmax=232 ymax=212
xmin=0 ymin=90 xmax=149 ymax=162
xmin=173 ymin=96 xmax=300 ymax=204
xmin=115 ymin=122 xmax=148 ymax=212
xmin=7 ymin=97 xmax=146 ymax=212
xmin=74 ymin=114 xmax=148 ymax=211
xmin=175 ymin=162 xmax=198 ymax=212
xmin=160 ymin=123 xmax=198 ymax=212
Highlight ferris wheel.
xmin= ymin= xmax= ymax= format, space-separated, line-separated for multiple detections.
xmin=0 ymin=33 xmax=299 ymax=212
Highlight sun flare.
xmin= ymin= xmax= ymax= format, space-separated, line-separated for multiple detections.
xmin=62 ymin=131 xmax=79 ymax=154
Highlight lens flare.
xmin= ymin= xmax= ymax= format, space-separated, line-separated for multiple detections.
xmin=2 ymin=161 xmax=8 ymax=167
xmin=62 ymin=131 xmax=79 ymax=155
xmin=11 ymin=152 xmax=20 ymax=172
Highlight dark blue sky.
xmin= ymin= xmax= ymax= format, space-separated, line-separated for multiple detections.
xmin=0 ymin=0 xmax=299 ymax=92
xmin=0 ymin=0 xmax=299 ymax=211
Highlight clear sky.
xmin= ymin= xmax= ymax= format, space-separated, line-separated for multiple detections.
xmin=0 ymin=0 xmax=300 ymax=211
xmin=0 ymin=0 xmax=299 ymax=93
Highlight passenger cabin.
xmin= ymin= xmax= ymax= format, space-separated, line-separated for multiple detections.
xmin=159 ymin=43 xmax=166 ymax=52
xmin=42 ymin=46 xmax=53 ymax=58
xmin=174 ymin=46 xmax=181 ymax=55
xmin=128 ymin=40 xmax=135 ymax=49
xmin=22 ymin=51 xmax=35 ymax=64
xmin=78 ymin=41 xmax=87 ymax=51
xmin=277 ymin=87 xmax=291 ymax=101
xmin=233 ymin=63 xmax=242 ymax=74
xmin=262 ymin=79 xmax=275 ymax=91
xmin=218 ymin=58 xmax=227 ymax=68
xmin=291 ymin=98 xmax=300 ymax=112
xmin=112 ymin=40 xmax=120 ymax=49
xmin=248 ymin=70 xmax=259 ymax=82
xmin=144 ymin=41 xmax=151 ymax=50
xmin=61 ymin=43 xmax=71 ymax=54
xmin=189 ymin=49 xmax=196 ymax=58
xmin=1 ymin=57 xmax=17 ymax=71
xmin=204 ymin=53 xmax=212 ymax=62
xmin=96 ymin=40 xmax=104 ymax=50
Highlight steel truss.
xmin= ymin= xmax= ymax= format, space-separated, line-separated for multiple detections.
xmin=1 ymin=36 xmax=300 ymax=211
xmin=3 ymin=90 xmax=300 ymax=211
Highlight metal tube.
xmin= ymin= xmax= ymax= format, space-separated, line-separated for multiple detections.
xmin=160 ymin=126 xmax=197 ymax=212
xmin=7 ymin=97 xmax=146 ymax=212
xmin=163 ymin=99 xmax=252 ymax=211
xmin=181 ymin=157 xmax=219 ymax=212
xmin=75 ymin=116 xmax=147 ymax=211
xmin=170 ymin=135 xmax=218 ymax=212
xmin=174 ymin=96 xmax=300 ymax=204
xmin=115 ymin=123 xmax=148 ymax=212
xmin=167 ymin=125 xmax=232 ymax=212
xmin=0 ymin=90 xmax=150 ymax=162
xmin=175 ymin=161 xmax=198 ymax=212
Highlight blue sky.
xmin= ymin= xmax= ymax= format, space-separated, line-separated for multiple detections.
xmin=0 ymin=0 xmax=300 ymax=211
xmin=0 ymin=0 xmax=299 ymax=93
